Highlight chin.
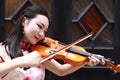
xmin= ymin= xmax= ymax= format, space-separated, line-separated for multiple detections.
xmin=31 ymin=41 xmax=37 ymax=45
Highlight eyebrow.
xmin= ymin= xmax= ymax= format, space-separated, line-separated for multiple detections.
xmin=40 ymin=23 xmax=45 ymax=27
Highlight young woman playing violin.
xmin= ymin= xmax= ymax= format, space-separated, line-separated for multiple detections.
xmin=0 ymin=5 xmax=105 ymax=80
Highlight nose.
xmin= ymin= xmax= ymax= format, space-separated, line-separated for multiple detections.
xmin=38 ymin=31 xmax=45 ymax=38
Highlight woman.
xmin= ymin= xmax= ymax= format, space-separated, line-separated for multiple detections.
xmin=0 ymin=5 xmax=104 ymax=80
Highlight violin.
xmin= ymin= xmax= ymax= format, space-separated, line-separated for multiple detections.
xmin=32 ymin=36 xmax=120 ymax=73
xmin=32 ymin=37 xmax=88 ymax=66
xmin=32 ymin=32 xmax=93 ymax=65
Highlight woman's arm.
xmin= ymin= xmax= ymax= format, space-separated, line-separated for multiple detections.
xmin=0 ymin=57 xmax=23 ymax=77
xmin=43 ymin=59 xmax=83 ymax=76
xmin=43 ymin=55 xmax=102 ymax=76
xmin=0 ymin=51 xmax=42 ymax=77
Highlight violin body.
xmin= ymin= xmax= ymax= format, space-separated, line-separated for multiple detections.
xmin=32 ymin=37 xmax=88 ymax=66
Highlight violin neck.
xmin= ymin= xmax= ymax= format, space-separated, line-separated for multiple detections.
xmin=67 ymin=47 xmax=111 ymax=62
xmin=67 ymin=47 xmax=92 ymax=56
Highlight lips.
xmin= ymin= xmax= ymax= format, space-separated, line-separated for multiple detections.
xmin=34 ymin=36 xmax=40 ymax=41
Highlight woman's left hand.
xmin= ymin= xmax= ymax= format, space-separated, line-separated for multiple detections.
xmin=86 ymin=55 xmax=105 ymax=66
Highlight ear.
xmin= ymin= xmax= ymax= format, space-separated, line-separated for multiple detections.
xmin=22 ymin=17 xmax=27 ymax=27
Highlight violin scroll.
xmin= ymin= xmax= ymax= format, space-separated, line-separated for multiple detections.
xmin=116 ymin=65 xmax=120 ymax=72
xmin=105 ymin=60 xmax=120 ymax=72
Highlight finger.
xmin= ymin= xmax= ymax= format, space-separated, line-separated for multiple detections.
xmin=94 ymin=55 xmax=105 ymax=64
xmin=23 ymin=50 xmax=29 ymax=55
xmin=88 ymin=56 xmax=100 ymax=66
xmin=100 ymin=59 xmax=105 ymax=65
xmin=90 ymin=56 xmax=100 ymax=63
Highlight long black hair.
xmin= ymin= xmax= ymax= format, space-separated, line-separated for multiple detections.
xmin=2 ymin=5 xmax=49 ymax=59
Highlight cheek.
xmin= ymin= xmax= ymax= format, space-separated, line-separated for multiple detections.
xmin=28 ymin=30 xmax=39 ymax=44
xmin=26 ymin=24 xmax=37 ymax=34
xmin=24 ymin=26 xmax=35 ymax=40
xmin=25 ymin=27 xmax=34 ymax=35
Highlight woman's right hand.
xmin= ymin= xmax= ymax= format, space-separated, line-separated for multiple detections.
xmin=16 ymin=51 xmax=42 ymax=67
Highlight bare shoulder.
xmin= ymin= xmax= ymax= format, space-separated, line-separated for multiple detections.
xmin=0 ymin=43 xmax=6 ymax=62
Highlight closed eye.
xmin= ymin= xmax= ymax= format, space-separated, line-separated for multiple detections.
xmin=37 ymin=24 xmax=43 ymax=29
xmin=37 ymin=23 xmax=48 ymax=33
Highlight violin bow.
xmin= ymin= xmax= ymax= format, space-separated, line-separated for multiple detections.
xmin=40 ymin=32 xmax=94 ymax=63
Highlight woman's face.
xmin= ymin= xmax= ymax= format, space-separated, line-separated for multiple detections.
xmin=22 ymin=14 xmax=49 ymax=44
